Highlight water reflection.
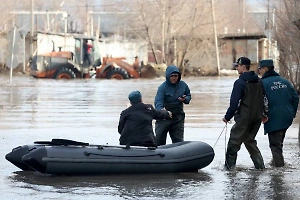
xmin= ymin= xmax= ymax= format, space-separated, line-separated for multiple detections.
xmin=8 ymin=171 xmax=212 ymax=199
xmin=268 ymin=172 xmax=288 ymax=200
xmin=224 ymin=168 xmax=296 ymax=200
xmin=225 ymin=169 xmax=264 ymax=199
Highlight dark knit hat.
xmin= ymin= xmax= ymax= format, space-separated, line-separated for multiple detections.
xmin=258 ymin=59 xmax=274 ymax=69
xmin=128 ymin=91 xmax=142 ymax=103
xmin=233 ymin=57 xmax=251 ymax=67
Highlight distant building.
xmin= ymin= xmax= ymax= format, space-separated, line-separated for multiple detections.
xmin=174 ymin=2 xmax=276 ymax=75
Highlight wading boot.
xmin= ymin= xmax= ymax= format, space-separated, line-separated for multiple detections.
xmin=225 ymin=155 xmax=236 ymax=170
xmin=251 ymin=155 xmax=265 ymax=170
xmin=272 ymin=153 xmax=285 ymax=167
xmin=268 ymin=159 xmax=275 ymax=167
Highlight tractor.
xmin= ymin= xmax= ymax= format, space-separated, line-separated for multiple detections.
xmin=29 ymin=35 xmax=147 ymax=80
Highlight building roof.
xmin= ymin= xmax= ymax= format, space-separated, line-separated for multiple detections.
xmin=219 ymin=32 xmax=266 ymax=39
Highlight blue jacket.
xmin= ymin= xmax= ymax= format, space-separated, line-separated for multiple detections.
xmin=225 ymin=71 xmax=261 ymax=121
xmin=154 ymin=66 xmax=191 ymax=114
xmin=261 ymin=70 xmax=299 ymax=133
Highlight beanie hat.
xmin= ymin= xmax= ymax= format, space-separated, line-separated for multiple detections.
xmin=128 ymin=91 xmax=142 ymax=103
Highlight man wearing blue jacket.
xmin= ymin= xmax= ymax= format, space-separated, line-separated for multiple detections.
xmin=154 ymin=66 xmax=191 ymax=146
xmin=223 ymin=57 xmax=266 ymax=170
xmin=259 ymin=59 xmax=299 ymax=167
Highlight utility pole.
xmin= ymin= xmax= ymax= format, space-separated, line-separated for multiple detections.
xmin=30 ymin=0 xmax=34 ymax=56
xmin=95 ymin=16 xmax=100 ymax=39
xmin=242 ymin=0 xmax=245 ymax=33
xmin=211 ymin=0 xmax=220 ymax=75
xmin=46 ymin=10 xmax=50 ymax=31
xmin=161 ymin=2 xmax=166 ymax=63
xmin=86 ymin=4 xmax=89 ymax=36
xmin=267 ymin=0 xmax=272 ymax=58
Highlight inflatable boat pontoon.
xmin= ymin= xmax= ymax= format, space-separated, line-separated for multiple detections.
xmin=6 ymin=139 xmax=215 ymax=175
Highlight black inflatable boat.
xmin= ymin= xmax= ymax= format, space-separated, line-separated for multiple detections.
xmin=6 ymin=144 xmax=45 ymax=171
xmin=6 ymin=139 xmax=215 ymax=175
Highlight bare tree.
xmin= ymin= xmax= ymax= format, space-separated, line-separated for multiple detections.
xmin=271 ymin=0 xmax=300 ymax=93
xmin=0 ymin=1 xmax=18 ymax=33
xmin=0 ymin=1 xmax=19 ymax=68
xmin=267 ymin=0 xmax=300 ymax=135
xmin=108 ymin=0 xmax=213 ymax=75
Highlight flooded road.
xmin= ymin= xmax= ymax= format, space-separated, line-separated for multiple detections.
xmin=0 ymin=75 xmax=300 ymax=199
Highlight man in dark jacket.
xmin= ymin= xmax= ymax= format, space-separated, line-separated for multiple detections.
xmin=223 ymin=57 xmax=266 ymax=170
xmin=259 ymin=59 xmax=299 ymax=167
xmin=118 ymin=91 xmax=172 ymax=147
xmin=154 ymin=65 xmax=191 ymax=146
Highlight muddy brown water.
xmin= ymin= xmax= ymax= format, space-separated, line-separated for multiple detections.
xmin=0 ymin=75 xmax=300 ymax=200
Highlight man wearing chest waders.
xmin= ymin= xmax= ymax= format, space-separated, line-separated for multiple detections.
xmin=222 ymin=57 xmax=268 ymax=170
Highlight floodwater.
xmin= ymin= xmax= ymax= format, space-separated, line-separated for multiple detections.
xmin=0 ymin=74 xmax=300 ymax=200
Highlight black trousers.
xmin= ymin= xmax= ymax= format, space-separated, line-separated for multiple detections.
xmin=155 ymin=112 xmax=185 ymax=146
xmin=268 ymin=129 xmax=287 ymax=167
xmin=225 ymin=119 xmax=265 ymax=169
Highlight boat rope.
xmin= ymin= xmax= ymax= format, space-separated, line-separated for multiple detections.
xmin=97 ymin=145 xmax=156 ymax=150
xmin=213 ymin=123 xmax=228 ymax=149
xmin=84 ymin=151 xmax=165 ymax=157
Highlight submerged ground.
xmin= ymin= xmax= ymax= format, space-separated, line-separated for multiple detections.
xmin=0 ymin=75 xmax=299 ymax=200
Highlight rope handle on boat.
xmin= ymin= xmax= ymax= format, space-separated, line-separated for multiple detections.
xmin=84 ymin=151 xmax=165 ymax=157
xmin=97 ymin=144 xmax=157 ymax=150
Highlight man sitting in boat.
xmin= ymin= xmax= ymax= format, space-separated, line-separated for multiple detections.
xmin=118 ymin=91 xmax=172 ymax=147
